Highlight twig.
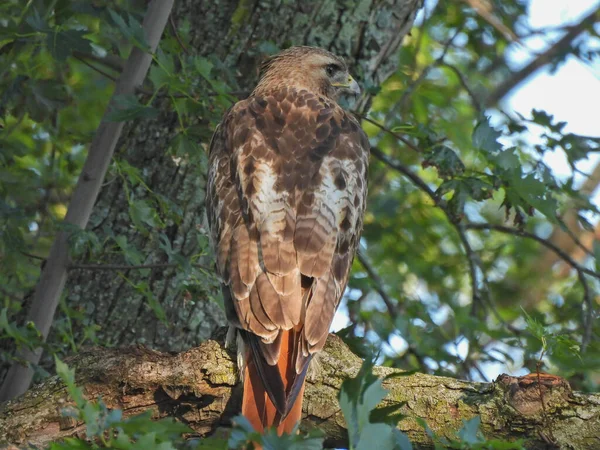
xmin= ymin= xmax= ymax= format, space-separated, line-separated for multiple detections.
xmin=72 ymin=51 xmax=125 ymax=72
xmin=73 ymin=54 xmax=118 ymax=82
xmin=169 ymin=16 xmax=189 ymax=54
xmin=369 ymin=147 xmax=437 ymax=199
xmin=356 ymin=248 xmax=399 ymax=319
xmin=463 ymin=0 xmax=519 ymax=43
xmin=355 ymin=249 xmax=428 ymax=371
xmin=356 ymin=114 xmax=421 ymax=153
xmin=20 ymin=251 xmax=46 ymax=261
xmin=561 ymin=219 xmax=595 ymax=259
xmin=457 ymin=224 xmax=482 ymax=315
xmin=578 ymin=271 xmax=593 ymax=352
xmin=395 ymin=26 xmax=462 ymax=114
xmin=441 ymin=62 xmax=483 ymax=113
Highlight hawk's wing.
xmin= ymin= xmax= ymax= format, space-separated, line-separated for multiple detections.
xmin=206 ymin=87 xmax=369 ymax=415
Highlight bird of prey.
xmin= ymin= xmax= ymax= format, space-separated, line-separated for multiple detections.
xmin=206 ymin=46 xmax=369 ymax=435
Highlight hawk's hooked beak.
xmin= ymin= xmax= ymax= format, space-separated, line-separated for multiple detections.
xmin=332 ymin=75 xmax=361 ymax=95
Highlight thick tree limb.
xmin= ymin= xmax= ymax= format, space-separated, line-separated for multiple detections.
xmin=1 ymin=334 xmax=599 ymax=449
xmin=0 ymin=0 xmax=175 ymax=402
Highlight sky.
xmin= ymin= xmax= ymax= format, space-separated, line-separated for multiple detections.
xmin=504 ymin=0 xmax=600 ymax=180
xmin=331 ymin=0 xmax=600 ymax=379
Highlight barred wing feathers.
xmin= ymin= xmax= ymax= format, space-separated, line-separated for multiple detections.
xmin=206 ymin=87 xmax=369 ymax=421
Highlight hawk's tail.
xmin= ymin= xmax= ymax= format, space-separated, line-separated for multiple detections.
xmin=241 ymin=329 xmax=310 ymax=435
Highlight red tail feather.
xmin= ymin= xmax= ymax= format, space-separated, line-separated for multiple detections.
xmin=241 ymin=329 xmax=305 ymax=435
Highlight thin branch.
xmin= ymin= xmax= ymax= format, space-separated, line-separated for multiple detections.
xmin=462 ymin=0 xmax=519 ymax=43
xmin=72 ymin=51 xmax=125 ymax=72
xmin=395 ymin=27 xmax=462 ymax=114
xmin=20 ymin=251 xmax=46 ymax=261
xmin=560 ymin=219 xmax=595 ymax=259
xmin=355 ymin=249 xmax=428 ymax=371
xmin=441 ymin=62 xmax=483 ymax=113
xmin=368 ymin=147 xmax=485 ymax=314
xmin=464 ymin=223 xmax=600 ymax=281
xmin=356 ymin=114 xmax=421 ymax=153
xmin=73 ymin=54 xmax=118 ymax=82
xmin=369 ymin=147 xmax=437 ymax=199
xmin=457 ymin=224 xmax=482 ymax=315
xmin=68 ymin=262 xmax=211 ymax=272
xmin=485 ymin=7 xmax=600 ymax=106
xmin=169 ymin=16 xmax=189 ymax=54
xmin=356 ymin=248 xmax=398 ymax=319
xmin=467 ymin=222 xmax=598 ymax=349
xmin=578 ymin=271 xmax=593 ymax=352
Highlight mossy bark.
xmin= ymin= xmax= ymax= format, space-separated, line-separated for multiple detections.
xmin=2 ymin=335 xmax=599 ymax=449
xmin=57 ymin=0 xmax=422 ymax=354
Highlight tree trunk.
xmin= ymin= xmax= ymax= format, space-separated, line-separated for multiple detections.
xmin=57 ymin=0 xmax=423 ymax=353
xmin=2 ymin=334 xmax=599 ymax=449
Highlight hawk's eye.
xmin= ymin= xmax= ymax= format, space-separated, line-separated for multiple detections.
xmin=326 ymin=64 xmax=340 ymax=77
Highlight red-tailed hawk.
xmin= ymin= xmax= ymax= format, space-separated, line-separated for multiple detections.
xmin=206 ymin=46 xmax=369 ymax=434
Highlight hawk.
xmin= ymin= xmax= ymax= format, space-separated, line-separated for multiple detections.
xmin=206 ymin=46 xmax=369 ymax=434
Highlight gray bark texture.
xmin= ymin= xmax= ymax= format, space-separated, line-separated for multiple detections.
xmin=1 ymin=334 xmax=599 ymax=449
xmin=57 ymin=0 xmax=423 ymax=353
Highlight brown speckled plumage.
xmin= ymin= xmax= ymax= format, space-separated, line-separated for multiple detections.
xmin=206 ymin=46 xmax=369 ymax=432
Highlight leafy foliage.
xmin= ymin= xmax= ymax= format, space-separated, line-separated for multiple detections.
xmin=339 ymin=360 xmax=412 ymax=450
xmin=52 ymin=357 xmax=194 ymax=450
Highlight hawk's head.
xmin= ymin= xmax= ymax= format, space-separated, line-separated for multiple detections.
xmin=254 ymin=46 xmax=361 ymax=100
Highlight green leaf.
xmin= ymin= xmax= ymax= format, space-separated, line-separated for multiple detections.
xmin=106 ymin=95 xmax=160 ymax=122
xmin=129 ymin=198 xmax=162 ymax=232
xmin=117 ymin=411 xmax=192 ymax=441
xmin=114 ymin=235 xmax=144 ymax=266
xmin=369 ymin=402 xmax=407 ymax=425
xmin=522 ymin=309 xmax=546 ymax=342
xmin=49 ymin=438 xmax=93 ymax=450
xmin=129 ymin=281 xmax=167 ymax=322
xmin=472 ymin=118 xmax=502 ymax=153
xmin=491 ymin=148 xmax=520 ymax=171
xmin=108 ymin=9 xmax=149 ymax=51
xmin=0 ymin=308 xmax=42 ymax=349
xmin=457 ymin=416 xmax=483 ymax=444
xmin=25 ymin=9 xmax=49 ymax=32
xmin=55 ymin=356 xmax=86 ymax=409
xmin=149 ymin=48 xmax=176 ymax=89
xmin=422 ymin=145 xmax=465 ymax=178
xmin=594 ymin=240 xmax=600 ymax=274
xmin=194 ymin=56 xmax=214 ymax=80
xmin=339 ymin=359 xmax=405 ymax=450
xmin=45 ymin=29 xmax=92 ymax=62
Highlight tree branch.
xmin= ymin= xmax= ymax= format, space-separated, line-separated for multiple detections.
xmin=1 ymin=335 xmax=599 ymax=449
xmin=464 ymin=223 xmax=600 ymax=282
xmin=0 ymin=0 xmax=175 ymax=402
xmin=485 ymin=7 xmax=600 ymax=107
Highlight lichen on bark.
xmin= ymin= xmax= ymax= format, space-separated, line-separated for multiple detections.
xmin=2 ymin=334 xmax=600 ymax=449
